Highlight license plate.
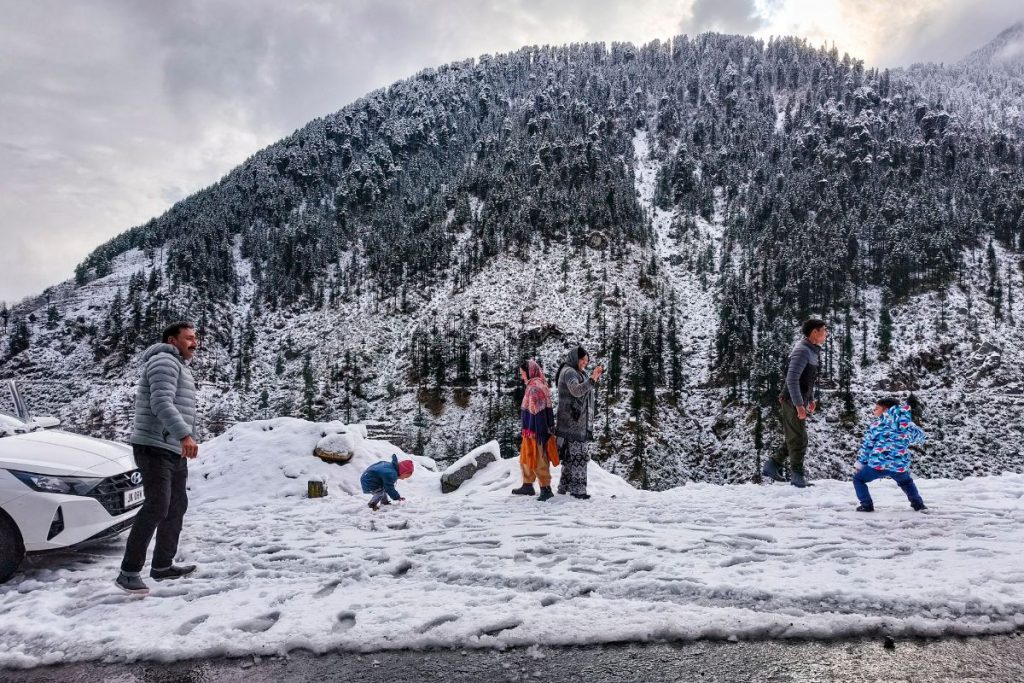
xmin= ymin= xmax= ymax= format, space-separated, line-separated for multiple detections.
xmin=124 ymin=487 xmax=145 ymax=508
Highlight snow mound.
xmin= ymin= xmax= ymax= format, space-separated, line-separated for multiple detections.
xmin=194 ymin=419 xmax=637 ymax=505
xmin=192 ymin=418 xmax=438 ymax=504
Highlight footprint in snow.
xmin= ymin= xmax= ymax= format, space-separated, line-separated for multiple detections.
xmin=417 ymin=614 xmax=459 ymax=633
xmin=391 ymin=560 xmax=413 ymax=577
xmin=314 ymin=580 xmax=341 ymax=598
xmin=175 ymin=614 xmax=209 ymax=636
xmin=334 ymin=611 xmax=357 ymax=632
xmin=234 ymin=611 xmax=280 ymax=633
xmin=478 ymin=619 xmax=522 ymax=638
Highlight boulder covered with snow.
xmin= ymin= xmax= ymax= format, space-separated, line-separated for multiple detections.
xmin=314 ymin=432 xmax=356 ymax=464
xmin=440 ymin=440 xmax=500 ymax=493
xmin=192 ymin=417 xmax=435 ymax=503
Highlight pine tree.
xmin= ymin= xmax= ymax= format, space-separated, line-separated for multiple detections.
xmin=839 ymin=309 xmax=855 ymax=416
xmin=7 ymin=318 xmax=31 ymax=358
xmin=753 ymin=408 xmax=764 ymax=482
xmin=878 ymin=294 xmax=893 ymax=362
xmin=859 ymin=317 xmax=869 ymax=366
xmin=667 ymin=303 xmax=683 ymax=401
xmin=608 ymin=327 xmax=623 ymax=400
xmin=302 ymin=354 xmax=317 ymax=420
xmin=259 ymin=389 xmax=270 ymax=418
xmin=1006 ymin=263 xmax=1015 ymax=325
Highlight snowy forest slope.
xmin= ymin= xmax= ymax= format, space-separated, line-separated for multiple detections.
xmin=2 ymin=29 xmax=1023 ymax=488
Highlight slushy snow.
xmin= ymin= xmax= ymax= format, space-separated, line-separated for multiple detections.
xmin=2 ymin=418 xmax=1023 ymax=668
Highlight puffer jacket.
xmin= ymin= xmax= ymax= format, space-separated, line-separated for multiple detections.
xmin=857 ymin=404 xmax=927 ymax=473
xmin=555 ymin=348 xmax=596 ymax=443
xmin=360 ymin=454 xmax=402 ymax=500
xmin=130 ymin=343 xmax=197 ymax=455
xmin=783 ymin=339 xmax=821 ymax=407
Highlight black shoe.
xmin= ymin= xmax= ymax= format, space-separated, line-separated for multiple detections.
xmin=380 ymin=498 xmax=392 ymax=506
xmin=538 ymin=487 xmax=554 ymax=502
xmin=511 ymin=483 xmax=536 ymax=496
xmin=115 ymin=572 xmax=150 ymax=595
xmin=856 ymin=504 xmax=874 ymax=513
xmin=571 ymin=493 xmax=591 ymax=500
xmin=150 ymin=564 xmax=197 ymax=581
xmin=761 ymin=459 xmax=787 ymax=482
xmin=368 ymin=501 xmax=379 ymax=511
xmin=912 ymin=503 xmax=928 ymax=512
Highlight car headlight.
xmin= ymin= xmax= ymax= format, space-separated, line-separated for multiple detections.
xmin=9 ymin=470 xmax=104 ymax=495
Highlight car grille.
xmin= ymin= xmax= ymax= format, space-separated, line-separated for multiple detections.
xmin=88 ymin=471 xmax=142 ymax=516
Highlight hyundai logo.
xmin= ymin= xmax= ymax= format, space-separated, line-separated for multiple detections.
xmin=130 ymin=472 xmax=142 ymax=486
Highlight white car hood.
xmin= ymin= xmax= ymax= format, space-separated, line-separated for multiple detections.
xmin=0 ymin=430 xmax=134 ymax=477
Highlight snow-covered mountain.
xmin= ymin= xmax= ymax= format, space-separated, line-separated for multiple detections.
xmin=2 ymin=29 xmax=1023 ymax=488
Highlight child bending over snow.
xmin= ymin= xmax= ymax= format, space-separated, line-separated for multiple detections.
xmin=361 ymin=454 xmax=414 ymax=511
xmin=853 ymin=397 xmax=928 ymax=513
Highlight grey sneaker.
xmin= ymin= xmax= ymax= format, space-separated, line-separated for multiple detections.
xmin=790 ymin=471 xmax=811 ymax=488
xmin=115 ymin=572 xmax=150 ymax=595
xmin=150 ymin=564 xmax=197 ymax=581
xmin=761 ymin=459 xmax=787 ymax=482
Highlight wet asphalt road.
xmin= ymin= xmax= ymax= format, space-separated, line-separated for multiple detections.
xmin=5 ymin=634 xmax=1024 ymax=683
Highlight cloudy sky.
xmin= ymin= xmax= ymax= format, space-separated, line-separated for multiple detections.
xmin=1 ymin=0 xmax=1020 ymax=304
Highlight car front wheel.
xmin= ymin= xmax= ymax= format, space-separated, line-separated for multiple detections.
xmin=0 ymin=512 xmax=25 ymax=583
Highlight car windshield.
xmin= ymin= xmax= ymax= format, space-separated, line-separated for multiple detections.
xmin=0 ymin=412 xmax=28 ymax=438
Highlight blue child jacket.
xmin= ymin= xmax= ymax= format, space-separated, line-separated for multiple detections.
xmin=857 ymin=404 xmax=927 ymax=473
xmin=360 ymin=454 xmax=402 ymax=500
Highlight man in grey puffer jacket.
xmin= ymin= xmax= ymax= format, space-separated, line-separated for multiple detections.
xmin=115 ymin=322 xmax=200 ymax=595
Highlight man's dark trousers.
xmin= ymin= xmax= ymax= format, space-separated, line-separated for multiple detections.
xmin=773 ymin=398 xmax=808 ymax=475
xmin=120 ymin=444 xmax=189 ymax=575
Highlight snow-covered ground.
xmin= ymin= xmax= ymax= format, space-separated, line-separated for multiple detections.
xmin=2 ymin=419 xmax=1024 ymax=668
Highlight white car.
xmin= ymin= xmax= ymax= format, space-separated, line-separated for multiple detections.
xmin=0 ymin=411 xmax=143 ymax=583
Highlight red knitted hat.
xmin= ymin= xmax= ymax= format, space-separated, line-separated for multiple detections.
xmin=398 ymin=460 xmax=415 ymax=476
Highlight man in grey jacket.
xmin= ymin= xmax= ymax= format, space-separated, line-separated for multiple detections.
xmin=115 ymin=322 xmax=200 ymax=594
xmin=762 ymin=319 xmax=827 ymax=488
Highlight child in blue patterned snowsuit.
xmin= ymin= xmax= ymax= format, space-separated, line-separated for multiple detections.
xmin=853 ymin=398 xmax=928 ymax=512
